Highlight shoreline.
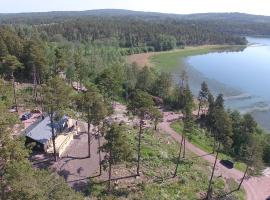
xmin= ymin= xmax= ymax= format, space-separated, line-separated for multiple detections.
xmin=141 ymin=45 xmax=270 ymax=133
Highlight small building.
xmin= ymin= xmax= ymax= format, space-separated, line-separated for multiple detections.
xmin=25 ymin=115 xmax=69 ymax=151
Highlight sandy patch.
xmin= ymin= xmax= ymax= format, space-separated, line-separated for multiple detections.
xmin=125 ymin=52 xmax=160 ymax=67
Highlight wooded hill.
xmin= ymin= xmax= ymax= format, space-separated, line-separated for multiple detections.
xmin=6 ymin=9 xmax=270 ymax=50
xmin=1 ymin=9 xmax=270 ymax=37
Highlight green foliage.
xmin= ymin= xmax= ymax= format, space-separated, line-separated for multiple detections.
xmin=169 ymin=83 xmax=194 ymax=112
xmin=151 ymin=109 xmax=163 ymax=130
xmin=0 ymin=92 xmax=83 ymax=200
xmin=263 ymin=134 xmax=270 ymax=164
xmin=41 ymin=76 xmax=71 ymax=115
xmin=197 ymin=81 xmax=210 ymax=114
xmin=4 ymin=161 xmax=84 ymax=200
xmin=1 ymin=54 xmax=23 ymax=76
xmin=127 ymin=89 xmax=156 ymax=119
xmin=136 ymin=66 xmax=157 ymax=93
xmin=101 ymin=123 xmax=133 ymax=166
xmin=152 ymin=72 xmax=172 ymax=99
xmin=153 ymin=34 xmax=177 ymax=51
xmin=24 ymin=39 xmax=48 ymax=82
xmin=95 ymin=66 xmax=124 ymax=100
xmin=90 ymin=127 xmax=244 ymax=199
xmin=77 ymin=84 xmax=108 ymax=125
xmin=7 ymin=14 xmax=248 ymax=47
xmin=0 ymin=79 xmax=13 ymax=107
xmin=171 ymin=121 xmax=249 ymax=172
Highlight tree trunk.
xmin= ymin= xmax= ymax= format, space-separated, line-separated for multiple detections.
xmin=154 ymin=121 xmax=157 ymax=131
xmin=136 ymin=119 xmax=143 ymax=176
xmin=182 ymin=137 xmax=186 ymax=158
xmin=173 ymin=136 xmax=184 ymax=177
xmin=197 ymin=101 xmax=201 ymax=117
xmin=206 ymin=142 xmax=220 ymax=200
xmin=238 ymin=164 xmax=249 ymax=190
xmin=125 ymin=82 xmax=129 ymax=101
xmin=212 ymin=130 xmax=216 ymax=154
xmin=87 ymin=121 xmax=91 ymax=158
xmin=108 ymin=149 xmax=112 ymax=193
xmin=98 ymin=129 xmax=102 ymax=176
xmin=11 ymin=73 xmax=18 ymax=112
xmin=50 ymin=113 xmax=57 ymax=162
xmin=33 ymin=64 xmax=38 ymax=104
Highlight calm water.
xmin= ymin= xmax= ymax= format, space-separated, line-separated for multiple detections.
xmin=187 ymin=37 xmax=270 ymax=132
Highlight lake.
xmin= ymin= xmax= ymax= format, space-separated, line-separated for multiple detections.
xmin=186 ymin=37 xmax=270 ymax=132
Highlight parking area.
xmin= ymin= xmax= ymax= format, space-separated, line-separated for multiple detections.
xmin=52 ymin=122 xmax=104 ymax=189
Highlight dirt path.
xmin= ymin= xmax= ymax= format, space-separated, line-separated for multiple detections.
xmin=159 ymin=111 xmax=270 ymax=200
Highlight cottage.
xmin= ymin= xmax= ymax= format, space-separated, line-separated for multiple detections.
xmin=25 ymin=115 xmax=69 ymax=151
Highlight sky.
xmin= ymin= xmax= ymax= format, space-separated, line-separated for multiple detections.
xmin=0 ymin=0 xmax=270 ymax=16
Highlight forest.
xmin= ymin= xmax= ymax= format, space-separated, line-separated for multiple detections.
xmin=0 ymin=11 xmax=270 ymax=200
xmin=0 ymin=10 xmax=253 ymax=53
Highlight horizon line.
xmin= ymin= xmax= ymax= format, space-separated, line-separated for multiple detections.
xmin=0 ymin=8 xmax=270 ymax=17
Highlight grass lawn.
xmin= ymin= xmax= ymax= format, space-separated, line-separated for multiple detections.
xmin=150 ymin=45 xmax=234 ymax=72
xmin=170 ymin=121 xmax=247 ymax=172
xmin=86 ymin=126 xmax=245 ymax=200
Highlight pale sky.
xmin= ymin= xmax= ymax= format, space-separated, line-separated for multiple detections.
xmin=0 ymin=0 xmax=270 ymax=16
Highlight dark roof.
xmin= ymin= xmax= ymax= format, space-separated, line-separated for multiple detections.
xmin=26 ymin=115 xmax=68 ymax=144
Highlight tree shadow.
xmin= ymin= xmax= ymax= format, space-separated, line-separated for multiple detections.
xmin=58 ymin=169 xmax=73 ymax=180
xmin=32 ymin=156 xmax=55 ymax=169
xmin=72 ymin=181 xmax=89 ymax=192
xmin=152 ymin=175 xmax=174 ymax=183
xmin=170 ymin=157 xmax=192 ymax=165
xmin=97 ymin=174 xmax=138 ymax=184
xmin=73 ymin=132 xmax=86 ymax=139
xmin=63 ymin=155 xmax=90 ymax=160
xmin=67 ymin=173 xmax=102 ymax=184
xmin=215 ymin=189 xmax=239 ymax=199
xmin=111 ymin=188 xmax=130 ymax=198
xmin=191 ymin=152 xmax=214 ymax=159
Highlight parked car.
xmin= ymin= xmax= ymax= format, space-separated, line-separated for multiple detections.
xmin=220 ymin=160 xmax=234 ymax=169
xmin=21 ymin=112 xmax=32 ymax=120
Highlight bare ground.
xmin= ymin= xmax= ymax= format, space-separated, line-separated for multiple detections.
xmin=125 ymin=52 xmax=160 ymax=67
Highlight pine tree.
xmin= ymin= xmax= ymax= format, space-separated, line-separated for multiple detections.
xmin=41 ymin=77 xmax=71 ymax=161
xmin=1 ymin=55 xmax=23 ymax=112
xmin=197 ymin=81 xmax=209 ymax=117
xmin=128 ymin=89 xmax=156 ymax=176
xmin=100 ymin=123 xmax=132 ymax=192
xmin=77 ymin=84 xmax=107 ymax=158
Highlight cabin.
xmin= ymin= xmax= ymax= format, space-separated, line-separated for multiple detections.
xmin=25 ymin=115 xmax=69 ymax=151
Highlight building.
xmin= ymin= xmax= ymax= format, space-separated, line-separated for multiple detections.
xmin=25 ymin=115 xmax=69 ymax=151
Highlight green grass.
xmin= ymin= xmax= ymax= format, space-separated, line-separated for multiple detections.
xmin=170 ymin=121 xmax=247 ymax=172
xmin=227 ymin=178 xmax=246 ymax=200
xmin=150 ymin=46 xmax=232 ymax=72
xmin=87 ymin=127 xmax=245 ymax=199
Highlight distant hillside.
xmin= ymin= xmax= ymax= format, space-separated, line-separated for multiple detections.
xmin=0 ymin=9 xmax=270 ymax=37
xmin=1 ymin=9 xmax=270 ymax=24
